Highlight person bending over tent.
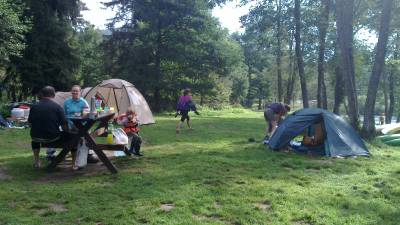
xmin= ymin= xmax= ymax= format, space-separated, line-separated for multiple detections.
xmin=264 ymin=102 xmax=290 ymax=139
xmin=175 ymin=88 xmax=199 ymax=134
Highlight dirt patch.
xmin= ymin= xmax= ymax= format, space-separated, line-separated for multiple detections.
xmin=160 ymin=203 xmax=175 ymax=212
xmin=0 ymin=167 xmax=12 ymax=181
xmin=293 ymin=220 xmax=313 ymax=225
xmin=34 ymin=160 xmax=109 ymax=184
xmin=214 ymin=201 xmax=221 ymax=209
xmin=48 ymin=203 xmax=67 ymax=212
xmin=254 ymin=200 xmax=271 ymax=211
xmin=192 ymin=214 xmax=231 ymax=224
xmin=305 ymin=168 xmax=320 ymax=173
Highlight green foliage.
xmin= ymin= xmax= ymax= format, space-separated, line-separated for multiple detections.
xmin=104 ymin=0 xmax=245 ymax=111
xmin=6 ymin=0 xmax=81 ymax=96
xmin=75 ymin=25 xmax=108 ymax=87
xmin=0 ymin=0 xmax=30 ymax=67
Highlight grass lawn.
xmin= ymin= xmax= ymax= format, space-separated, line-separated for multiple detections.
xmin=1 ymin=108 xmax=400 ymax=225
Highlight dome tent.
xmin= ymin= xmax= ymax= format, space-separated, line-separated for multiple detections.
xmin=268 ymin=108 xmax=369 ymax=157
xmin=83 ymin=79 xmax=155 ymax=125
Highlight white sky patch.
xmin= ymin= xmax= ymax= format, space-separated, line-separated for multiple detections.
xmin=80 ymin=0 xmax=250 ymax=33
xmin=211 ymin=0 xmax=253 ymax=33
xmin=80 ymin=0 xmax=115 ymax=29
xmin=80 ymin=0 xmax=377 ymax=46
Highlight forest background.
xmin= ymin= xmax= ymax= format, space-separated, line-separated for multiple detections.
xmin=0 ymin=0 xmax=399 ymax=138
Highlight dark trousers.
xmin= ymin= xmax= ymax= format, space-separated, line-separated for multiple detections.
xmin=31 ymin=132 xmax=79 ymax=152
xmin=128 ymin=133 xmax=142 ymax=152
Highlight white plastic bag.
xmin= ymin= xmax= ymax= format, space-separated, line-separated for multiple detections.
xmin=75 ymin=139 xmax=89 ymax=168
xmin=112 ymin=128 xmax=129 ymax=145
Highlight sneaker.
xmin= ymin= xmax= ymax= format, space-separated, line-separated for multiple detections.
xmin=133 ymin=151 xmax=144 ymax=157
xmin=87 ymin=154 xmax=99 ymax=163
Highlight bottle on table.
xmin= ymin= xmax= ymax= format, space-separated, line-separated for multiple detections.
xmin=106 ymin=121 xmax=114 ymax=144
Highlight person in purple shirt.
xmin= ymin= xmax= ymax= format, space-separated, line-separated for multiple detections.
xmin=264 ymin=102 xmax=290 ymax=139
xmin=175 ymin=88 xmax=199 ymax=133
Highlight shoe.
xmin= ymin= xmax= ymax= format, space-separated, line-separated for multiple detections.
xmin=87 ymin=154 xmax=99 ymax=163
xmin=133 ymin=151 xmax=144 ymax=157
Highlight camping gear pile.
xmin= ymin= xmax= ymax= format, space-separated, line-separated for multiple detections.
xmin=376 ymin=123 xmax=400 ymax=146
xmin=268 ymin=108 xmax=369 ymax=157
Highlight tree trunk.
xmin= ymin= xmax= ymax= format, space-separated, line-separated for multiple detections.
xmin=294 ymin=0 xmax=309 ymax=108
xmin=361 ymin=0 xmax=393 ymax=138
xmin=153 ymin=13 xmax=163 ymax=112
xmin=333 ymin=56 xmax=345 ymax=115
xmin=383 ymin=72 xmax=389 ymax=123
xmin=285 ymin=29 xmax=296 ymax=104
xmin=335 ymin=0 xmax=359 ymax=128
xmin=317 ymin=0 xmax=330 ymax=109
xmin=276 ymin=0 xmax=283 ymax=102
xmin=258 ymin=97 xmax=262 ymax=110
xmin=387 ymin=33 xmax=399 ymax=123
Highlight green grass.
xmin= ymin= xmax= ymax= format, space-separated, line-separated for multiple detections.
xmin=1 ymin=109 xmax=400 ymax=225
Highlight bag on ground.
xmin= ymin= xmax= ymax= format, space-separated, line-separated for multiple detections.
xmin=75 ymin=139 xmax=89 ymax=167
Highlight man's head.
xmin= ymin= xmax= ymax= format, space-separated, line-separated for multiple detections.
xmin=40 ymin=86 xmax=56 ymax=99
xmin=183 ymin=88 xmax=191 ymax=96
xmin=284 ymin=104 xmax=290 ymax=114
xmin=71 ymin=85 xmax=81 ymax=100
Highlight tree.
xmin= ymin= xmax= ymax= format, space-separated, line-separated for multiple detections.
xmin=76 ymin=25 xmax=108 ymax=87
xmin=9 ymin=0 xmax=81 ymax=96
xmin=104 ymin=0 xmax=241 ymax=111
xmin=0 ymin=0 xmax=29 ymax=67
xmin=316 ymin=0 xmax=330 ymax=109
xmin=335 ymin=0 xmax=359 ymax=128
xmin=294 ymin=0 xmax=309 ymax=107
xmin=362 ymin=0 xmax=394 ymax=138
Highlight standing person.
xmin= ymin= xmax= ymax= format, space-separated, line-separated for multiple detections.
xmin=175 ymin=88 xmax=199 ymax=133
xmin=28 ymin=86 xmax=79 ymax=168
xmin=64 ymin=85 xmax=98 ymax=168
xmin=264 ymin=102 xmax=290 ymax=140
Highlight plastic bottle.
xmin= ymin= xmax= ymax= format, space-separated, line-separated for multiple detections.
xmin=106 ymin=122 xmax=114 ymax=144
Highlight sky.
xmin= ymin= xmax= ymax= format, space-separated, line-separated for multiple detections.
xmin=80 ymin=0 xmax=250 ymax=33
xmin=80 ymin=0 xmax=377 ymax=45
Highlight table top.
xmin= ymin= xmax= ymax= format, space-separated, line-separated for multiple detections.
xmin=69 ymin=112 xmax=115 ymax=122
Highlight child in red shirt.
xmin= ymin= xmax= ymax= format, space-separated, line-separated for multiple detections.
xmin=117 ymin=108 xmax=143 ymax=156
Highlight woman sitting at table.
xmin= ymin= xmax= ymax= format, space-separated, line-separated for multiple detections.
xmin=64 ymin=85 xmax=98 ymax=169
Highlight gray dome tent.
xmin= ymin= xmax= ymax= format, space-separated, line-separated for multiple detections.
xmin=268 ymin=108 xmax=369 ymax=157
xmin=84 ymin=79 xmax=155 ymax=125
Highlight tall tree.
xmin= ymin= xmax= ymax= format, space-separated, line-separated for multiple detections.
xmin=0 ymin=0 xmax=29 ymax=67
xmin=362 ymin=0 xmax=394 ymax=138
xmin=275 ymin=0 xmax=283 ymax=102
xmin=316 ymin=0 xmax=330 ymax=109
xmin=105 ymin=0 xmax=240 ymax=111
xmin=386 ymin=33 xmax=400 ymax=123
xmin=335 ymin=0 xmax=359 ymax=128
xmin=9 ymin=0 xmax=81 ymax=96
xmin=294 ymin=0 xmax=309 ymax=107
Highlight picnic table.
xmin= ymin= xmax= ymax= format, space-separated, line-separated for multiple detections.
xmin=45 ymin=113 xmax=129 ymax=174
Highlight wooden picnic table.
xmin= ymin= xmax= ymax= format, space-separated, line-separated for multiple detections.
xmin=46 ymin=113 xmax=129 ymax=174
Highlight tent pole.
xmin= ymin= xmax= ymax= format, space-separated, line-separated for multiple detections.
xmin=113 ymin=89 xmax=120 ymax=113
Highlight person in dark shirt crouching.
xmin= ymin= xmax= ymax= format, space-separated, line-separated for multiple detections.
xmin=28 ymin=86 xmax=79 ymax=168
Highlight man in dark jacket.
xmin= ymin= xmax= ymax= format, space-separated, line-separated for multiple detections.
xmin=264 ymin=102 xmax=290 ymax=139
xmin=28 ymin=86 xmax=78 ymax=168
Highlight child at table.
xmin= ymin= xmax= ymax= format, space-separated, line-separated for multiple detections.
xmin=117 ymin=108 xmax=143 ymax=156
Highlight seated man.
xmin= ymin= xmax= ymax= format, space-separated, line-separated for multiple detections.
xmin=28 ymin=86 xmax=79 ymax=168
